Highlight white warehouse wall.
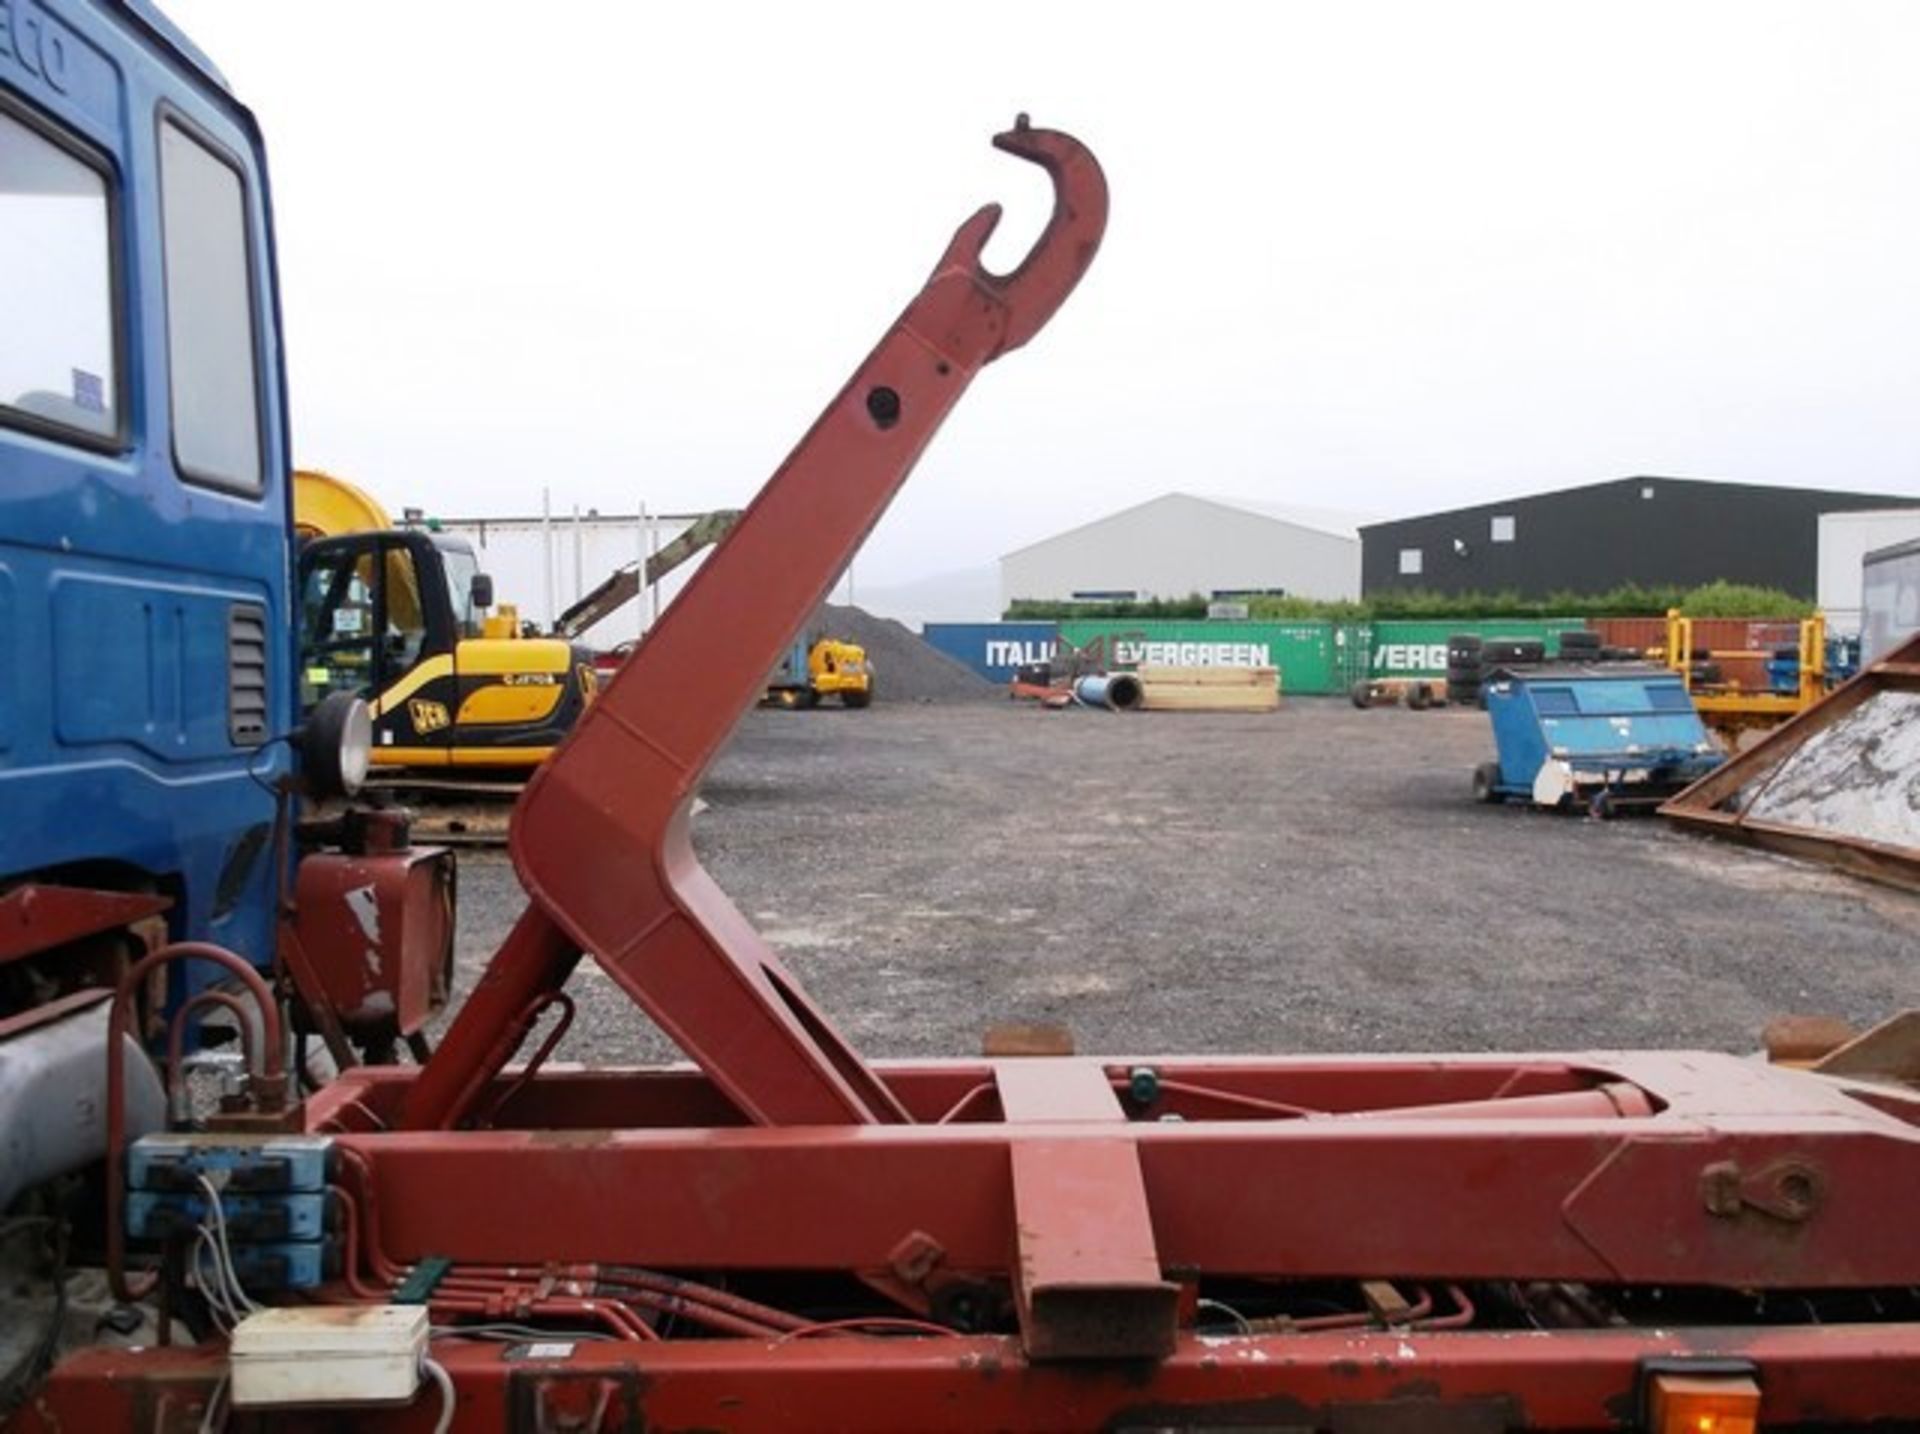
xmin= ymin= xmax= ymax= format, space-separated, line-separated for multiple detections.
xmin=1818 ymin=508 xmax=1920 ymax=634
xmin=438 ymin=512 xmax=709 ymax=648
xmin=1000 ymin=493 xmax=1365 ymax=611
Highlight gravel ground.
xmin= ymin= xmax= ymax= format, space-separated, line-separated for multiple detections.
xmin=445 ymin=699 xmax=1920 ymax=1065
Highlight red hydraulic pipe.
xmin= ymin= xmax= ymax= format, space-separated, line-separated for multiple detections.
xmin=397 ymin=906 xmax=580 ymax=1130
xmin=601 ymin=1267 xmax=810 ymax=1334
xmin=107 ymin=942 xmax=285 ymax=1301
xmin=1328 ymin=1082 xmax=1655 ymax=1123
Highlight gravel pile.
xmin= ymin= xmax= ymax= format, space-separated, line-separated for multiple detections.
xmin=817 ymin=604 xmax=996 ymax=703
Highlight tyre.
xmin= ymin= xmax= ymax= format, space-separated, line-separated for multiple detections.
xmin=841 ymin=686 xmax=872 ymax=709
xmin=1484 ymin=639 xmax=1547 ymax=666
xmin=1406 ymin=682 xmax=1432 ymax=711
xmin=1558 ymin=630 xmax=1601 ymax=658
xmin=1350 ymin=679 xmax=1375 ymax=709
xmin=1446 ymin=679 xmax=1480 ymax=706
xmin=1472 ymin=761 xmax=1504 ymax=804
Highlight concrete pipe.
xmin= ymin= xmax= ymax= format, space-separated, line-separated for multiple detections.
xmin=1075 ymin=673 xmax=1144 ymax=711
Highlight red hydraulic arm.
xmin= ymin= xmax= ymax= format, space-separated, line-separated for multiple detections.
xmin=400 ymin=118 xmax=1107 ymax=1130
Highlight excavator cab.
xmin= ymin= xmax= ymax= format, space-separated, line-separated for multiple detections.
xmin=297 ymin=530 xmax=592 ymax=770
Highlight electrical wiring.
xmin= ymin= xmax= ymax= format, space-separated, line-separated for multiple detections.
xmin=194 ymin=1176 xmax=260 ymax=1324
xmin=422 ymin=1354 xmax=455 ymax=1434
xmin=431 ymin=1323 xmax=616 ymax=1343
xmin=196 ymin=1370 xmax=229 ymax=1434
xmin=192 ymin=1230 xmax=237 ymax=1334
xmin=775 ymin=1317 xmax=961 ymax=1342
xmin=1195 ymin=1298 xmax=1252 ymax=1334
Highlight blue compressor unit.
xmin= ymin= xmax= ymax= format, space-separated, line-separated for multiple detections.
xmin=1473 ymin=664 xmax=1723 ymax=816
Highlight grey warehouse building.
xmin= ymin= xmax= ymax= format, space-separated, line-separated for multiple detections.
xmin=1361 ymin=476 xmax=1920 ymax=600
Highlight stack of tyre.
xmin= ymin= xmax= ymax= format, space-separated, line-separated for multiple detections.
xmin=1446 ymin=631 xmax=1600 ymax=707
xmin=1445 ymin=635 xmax=1485 ymax=707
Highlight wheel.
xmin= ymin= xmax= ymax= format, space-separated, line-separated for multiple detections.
xmin=1484 ymin=639 xmax=1546 ymax=666
xmin=1558 ymin=630 xmax=1601 ymax=658
xmin=1472 ymin=762 xmax=1504 ymax=804
xmin=1406 ymin=682 xmax=1432 ymax=710
xmin=1589 ymin=790 xmax=1617 ymax=821
xmin=1350 ymin=680 xmax=1374 ymax=709
xmin=1446 ymin=679 xmax=1480 ymax=706
xmin=796 ymin=687 xmax=820 ymax=710
xmin=841 ymin=686 xmax=872 ymax=709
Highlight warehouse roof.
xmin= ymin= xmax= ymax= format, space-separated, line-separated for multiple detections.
xmin=1359 ymin=475 xmax=1920 ymax=532
xmin=1002 ymin=492 xmax=1375 ymax=559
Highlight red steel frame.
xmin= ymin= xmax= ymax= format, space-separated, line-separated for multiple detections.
xmin=28 ymin=121 xmax=1920 ymax=1430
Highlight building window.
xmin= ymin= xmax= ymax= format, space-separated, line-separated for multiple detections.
xmin=1490 ymin=515 xmax=1516 ymax=543
xmin=161 ymin=117 xmax=263 ymax=494
xmin=0 ymin=106 xmax=118 ymax=443
xmin=1398 ymin=547 xmax=1423 ymax=576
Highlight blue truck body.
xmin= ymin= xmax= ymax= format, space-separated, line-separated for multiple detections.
xmin=1 ymin=0 xmax=292 ymax=993
xmin=1479 ymin=664 xmax=1723 ymax=812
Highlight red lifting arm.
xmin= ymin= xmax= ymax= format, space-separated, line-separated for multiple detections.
xmin=400 ymin=119 xmax=1108 ymax=1130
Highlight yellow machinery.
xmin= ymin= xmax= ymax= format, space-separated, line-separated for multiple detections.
xmin=293 ymin=470 xmax=596 ymax=773
xmin=1667 ymin=608 xmax=1826 ymax=737
xmin=767 ymin=636 xmax=874 ymax=708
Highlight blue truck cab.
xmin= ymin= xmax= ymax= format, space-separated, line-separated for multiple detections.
xmin=2 ymin=0 xmax=293 ymax=997
xmin=1473 ymin=664 xmax=1724 ymax=816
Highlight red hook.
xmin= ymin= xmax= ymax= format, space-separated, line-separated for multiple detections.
xmin=934 ymin=115 xmax=1110 ymax=359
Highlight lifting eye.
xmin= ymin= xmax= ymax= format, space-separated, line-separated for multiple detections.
xmin=866 ymin=386 xmax=901 ymax=430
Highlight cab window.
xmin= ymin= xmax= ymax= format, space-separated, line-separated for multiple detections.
xmin=160 ymin=117 xmax=262 ymax=492
xmin=0 ymin=104 xmax=117 ymax=442
xmin=301 ymin=543 xmax=429 ymax=705
xmin=438 ymin=544 xmax=482 ymax=639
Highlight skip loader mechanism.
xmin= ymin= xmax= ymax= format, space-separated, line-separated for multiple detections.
xmin=27 ymin=122 xmax=1920 ymax=1434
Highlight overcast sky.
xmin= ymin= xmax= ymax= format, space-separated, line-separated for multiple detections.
xmin=163 ymin=1 xmax=1920 ymax=585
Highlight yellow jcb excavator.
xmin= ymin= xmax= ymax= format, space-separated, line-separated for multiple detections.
xmin=294 ymin=470 xmax=597 ymax=772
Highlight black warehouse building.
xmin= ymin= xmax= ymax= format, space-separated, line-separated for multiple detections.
xmin=1361 ymin=476 xmax=1920 ymax=600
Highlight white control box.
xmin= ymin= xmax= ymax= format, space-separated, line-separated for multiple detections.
xmin=230 ymin=1305 xmax=428 ymax=1408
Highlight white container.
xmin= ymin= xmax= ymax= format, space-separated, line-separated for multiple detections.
xmin=1818 ymin=508 xmax=1920 ymax=636
xmin=230 ymin=1305 xmax=428 ymax=1408
xmin=1863 ymin=538 xmax=1920 ymax=662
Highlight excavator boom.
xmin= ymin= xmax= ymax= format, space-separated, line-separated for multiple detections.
xmin=551 ymin=508 xmax=743 ymax=641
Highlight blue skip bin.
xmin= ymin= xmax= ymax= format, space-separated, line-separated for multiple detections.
xmin=1473 ymin=664 xmax=1723 ymax=816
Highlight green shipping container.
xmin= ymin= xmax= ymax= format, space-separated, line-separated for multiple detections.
xmin=1057 ymin=620 xmax=1340 ymax=694
xmin=1366 ymin=619 xmax=1588 ymax=679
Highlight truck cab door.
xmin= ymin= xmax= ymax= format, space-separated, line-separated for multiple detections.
xmin=298 ymin=535 xmax=457 ymax=768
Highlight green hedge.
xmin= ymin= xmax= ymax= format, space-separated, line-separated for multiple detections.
xmin=1004 ymin=581 xmax=1813 ymax=623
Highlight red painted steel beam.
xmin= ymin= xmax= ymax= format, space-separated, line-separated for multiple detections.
xmin=28 ymin=1322 xmax=1920 ymax=1430
xmin=0 ymin=883 xmax=170 ymax=965
xmin=401 ymin=119 xmax=1107 ymax=1132
xmin=339 ymin=1053 xmax=1920 ymax=1292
